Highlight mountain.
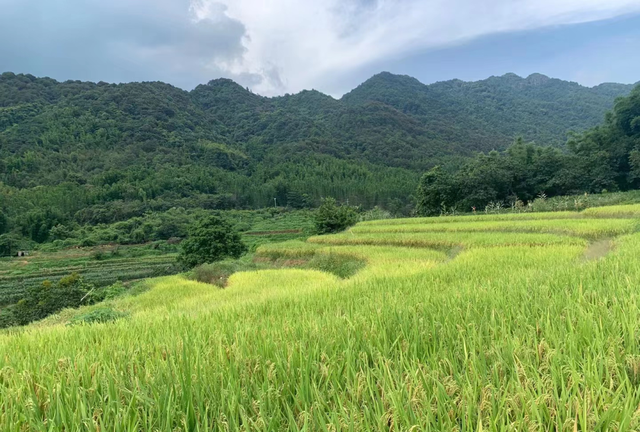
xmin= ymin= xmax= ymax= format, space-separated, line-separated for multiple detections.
xmin=0 ymin=71 xmax=636 ymax=230
xmin=342 ymin=72 xmax=636 ymax=152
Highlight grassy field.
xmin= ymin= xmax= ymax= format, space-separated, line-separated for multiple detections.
xmin=4 ymin=205 xmax=640 ymax=430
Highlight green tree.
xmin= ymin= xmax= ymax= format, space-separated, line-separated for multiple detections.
xmin=415 ymin=166 xmax=455 ymax=216
xmin=0 ymin=233 xmax=19 ymax=257
xmin=0 ymin=211 xmax=7 ymax=234
xmin=314 ymin=198 xmax=358 ymax=234
xmin=178 ymin=215 xmax=247 ymax=268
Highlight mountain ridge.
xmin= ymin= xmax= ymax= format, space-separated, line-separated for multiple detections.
xmin=0 ymin=70 xmax=637 ymax=216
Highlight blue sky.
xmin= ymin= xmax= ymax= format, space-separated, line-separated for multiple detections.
xmin=375 ymin=13 xmax=640 ymax=89
xmin=1 ymin=0 xmax=639 ymax=96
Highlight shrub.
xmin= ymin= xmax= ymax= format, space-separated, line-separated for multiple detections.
xmin=49 ymin=224 xmax=73 ymax=240
xmin=103 ymin=281 xmax=127 ymax=300
xmin=178 ymin=215 xmax=247 ymax=268
xmin=0 ymin=307 xmax=16 ymax=328
xmin=307 ymin=252 xmax=365 ymax=278
xmin=191 ymin=261 xmax=251 ymax=287
xmin=80 ymin=237 xmax=97 ymax=247
xmin=11 ymin=273 xmax=95 ymax=326
xmin=69 ymin=307 xmax=128 ymax=325
xmin=314 ymin=198 xmax=358 ymax=235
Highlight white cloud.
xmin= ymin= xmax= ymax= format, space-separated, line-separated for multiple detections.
xmin=193 ymin=0 xmax=640 ymax=95
xmin=1 ymin=0 xmax=639 ymax=94
xmin=0 ymin=0 xmax=250 ymax=89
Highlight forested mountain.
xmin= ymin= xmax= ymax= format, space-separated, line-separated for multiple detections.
xmin=0 ymin=70 xmax=636 ymax=245
xmin=416 ymin=85 xmax=640 ymax=215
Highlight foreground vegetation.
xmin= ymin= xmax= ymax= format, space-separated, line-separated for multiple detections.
xmin=3 ymin=205 xmax=640 ymax=429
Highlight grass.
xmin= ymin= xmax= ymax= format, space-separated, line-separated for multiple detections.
xmin=359 ymin=211 xmax=581 ymax=225
xmin=350 ymin=218 xmax=638 ymax=239
xmin=6 ymin=203 xmax=640 ymax=429
xmin=308 ymin=231 xmax=588 ymax=248
xmin=582 ymin=203 xmax=640 ymax=218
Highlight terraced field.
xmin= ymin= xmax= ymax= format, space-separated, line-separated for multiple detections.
xmin=0 ymin=246 xmax=180 ymax=306
xmin=3 ymin=207 xmax=640 ymax=430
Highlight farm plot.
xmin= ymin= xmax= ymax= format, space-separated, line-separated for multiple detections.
xmin=349 ymin=218 xmax=638 ymax=239
xmin=0 ymin=250 xmax=179 ymax=306
xmin=4 ymin=204 xmax=640 ymax=430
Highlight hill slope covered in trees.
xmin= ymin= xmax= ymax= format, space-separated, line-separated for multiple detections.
xmin=0 ymin=71 xmax=636 ymax=244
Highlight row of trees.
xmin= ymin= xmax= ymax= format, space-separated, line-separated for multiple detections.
xmin=416 ymin=85 xmax=640 ymax=215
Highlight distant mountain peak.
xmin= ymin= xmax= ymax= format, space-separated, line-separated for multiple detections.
xmin=526 ymin=73 xmax=552 ymax=85
xmin=502 ymin=72 xmax=523 ymax=79
xmin=206 ymin=78 xmax=240 ymax=87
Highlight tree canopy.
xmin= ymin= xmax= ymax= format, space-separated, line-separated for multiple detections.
xmin=178 ymin=215 xmax=248 ymax=269
xmin=415 ymin=85 xmax=640 ymax=215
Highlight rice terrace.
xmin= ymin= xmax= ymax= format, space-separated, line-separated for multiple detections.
xmin=3 ymin=204 xmax=640 ymax=430
xmin=3 ymin=6 xmax=640 ymax=430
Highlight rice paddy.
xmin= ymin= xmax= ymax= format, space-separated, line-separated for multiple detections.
xmin=3 ymin=204 xmax=640 ymax=430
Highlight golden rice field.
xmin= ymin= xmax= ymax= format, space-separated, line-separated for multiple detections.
xmin=4 ymin=207 xmax=640 ymax=430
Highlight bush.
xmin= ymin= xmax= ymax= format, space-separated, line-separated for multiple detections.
xmin=49 ymin=224 xmax=73 ymax=240
xmin=69 ymin=307 xmax=128 ymax=325
xmin=11 ymin=273 xmax=95 ymax=326
xmin=314 ymin=198 xmax=358 ymax=234
xmin=103 ymin=281 xmax=127 ymax=300
xmin=178 ymin=215 xmax=247 ymax=268
xmin=191 ymin=260 xmax=254 ymax=287
xmin=80 ymin=237 xmax=97 ymax=247
xmin=0 ymin=307 xmax=16 ymax=328
xmin=307 ymin=252 xmax=365 ymax=278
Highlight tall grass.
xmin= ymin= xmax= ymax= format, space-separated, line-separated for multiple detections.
xmin=350 ymin=218 xmax=638 ymax=239
xmin=359 ymin=211 xmax=581 ymax=226
xmin=4 ymin=213 xmax=640 ymax=430
xmin=582 ymin=203 xmax=640 ymax=218
xmin=309 ymin=231 xmax=588 ymax=248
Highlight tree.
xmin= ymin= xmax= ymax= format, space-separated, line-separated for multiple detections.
xmin=415 ymin=166 xmax=455 ymax=216
xmin=0 ymin=233 xmax=19 ymax=257
xmin=178 ymin=215 xmax=247 ymax=268
xmin=314 ymin=198 xmax=358 ymax=234
xmin=21 ymin=209 xmax=62 ymax=243
xmin=0 ymin=211 xmax=7 ymax=234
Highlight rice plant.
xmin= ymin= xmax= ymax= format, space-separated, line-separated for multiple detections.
xmin=3 ymin=210 xmax=640 ymax=430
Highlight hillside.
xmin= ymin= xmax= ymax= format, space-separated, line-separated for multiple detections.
xmin=343 ymin=72 xmax=636 ymax=152
xmin=4 ymin=205 xmax=640 ymax=428
xmin=0 ymin=71 xmax=635 ymax=231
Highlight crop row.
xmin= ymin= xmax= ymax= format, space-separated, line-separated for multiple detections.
xmin=0 ymin=257 xmax=180 ymax=306
xmin=350 ymin=218 xmax=638 ymax=239
xmin=308 ymin=231 xmax=588 ymax=249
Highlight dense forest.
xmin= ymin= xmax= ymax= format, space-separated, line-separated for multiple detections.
xmin=0 ymin=70 xmax=636 ymax=253
xmin=416 ymin=85 xmax=640 ymax=215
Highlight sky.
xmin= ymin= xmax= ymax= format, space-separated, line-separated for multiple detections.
xmin=1 ymin=0 xmax=640 ymax=97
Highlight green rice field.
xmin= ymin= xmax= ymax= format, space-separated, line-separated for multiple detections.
xmin=3 ymin=206 xmax=640 ymax=430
